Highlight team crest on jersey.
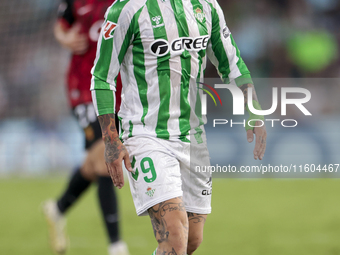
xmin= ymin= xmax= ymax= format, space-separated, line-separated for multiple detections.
xmin=145 ymin=187 xmax=156 ymax=197
xmin=151 ymin=16 xmax=165 ymax=28
xmin=103 ymin=21 xmax=117 ymax=40
xmin=194 ymin=7 xmax=205 ymax=23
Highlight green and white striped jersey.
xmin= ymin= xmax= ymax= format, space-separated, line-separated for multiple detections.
xmin=91 ymin=0 xmax=252 ymax=142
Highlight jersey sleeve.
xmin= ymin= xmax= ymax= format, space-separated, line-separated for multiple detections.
xmin=207 ymin=0 xmax=253 ymax=86
xmin=57 ymin=0 xmax=75 ymax=26
xmin=91 ymin=2 xmax=135 ymax=116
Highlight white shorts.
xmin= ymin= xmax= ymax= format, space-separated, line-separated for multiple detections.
xmin=124 ymin=135 xmax=212 ymax=216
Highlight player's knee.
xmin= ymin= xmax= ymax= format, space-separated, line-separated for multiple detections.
xmin=81 ymin=161 xmax=96 ymax=181
xmin=187 ymin=234 xmax=203 ymax=254
xmin=165 ymin=224 xmax=187 ymax=251
xmin=167 ymin=217 xmax=187 ymax=235
xmin=93 ymin=161 xmax=109 ymax=176
xmin=87 ymin=141 xmax=109 ymax=176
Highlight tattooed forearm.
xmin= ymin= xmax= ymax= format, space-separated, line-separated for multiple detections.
xmin=98 ymin=114 xmax=126 ymax=163
xmin=187 ymin=212 xmax=206 ymax=224
xmin=98 ymin=113 xmax=118 ymax=144
xmin=239 ymin=83 xmax=259 ymax=109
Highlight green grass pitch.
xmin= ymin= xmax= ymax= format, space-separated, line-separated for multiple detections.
xmin=1 ymin=178 xmax=340 ymax=255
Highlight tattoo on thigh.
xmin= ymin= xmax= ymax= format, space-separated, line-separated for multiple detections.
xmin=148 ymin=197 xmax=186 ymax=243
xmin=149 ymin=209 xmax=169 ymax=243
xmin=187 ymin=212 xmax=206 ymax=224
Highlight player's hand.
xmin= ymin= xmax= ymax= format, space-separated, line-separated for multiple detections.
xmin=104 ymin=139 xmax=133 ymax=189
xmin=246 ymin=121 xmax=267 ymax=160
xmin=62 ymin=24 xmax=89 ymax=55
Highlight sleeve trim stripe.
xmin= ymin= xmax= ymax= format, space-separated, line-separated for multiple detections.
xmin=92 ymin=89 xmax=116 ymax=116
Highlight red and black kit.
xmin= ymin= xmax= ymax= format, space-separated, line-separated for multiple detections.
xmin=58 ymin=0 xmax=121 ymax=148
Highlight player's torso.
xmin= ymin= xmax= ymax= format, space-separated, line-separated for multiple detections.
xmin=118 ymin=0 xmax=213 ymax=140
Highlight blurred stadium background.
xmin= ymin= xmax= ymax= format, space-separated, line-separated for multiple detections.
xmin=1 ymin=0 xmax=340 ymax=254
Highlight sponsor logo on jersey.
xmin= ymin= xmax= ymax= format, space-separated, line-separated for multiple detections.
xmin=222 ymin=25 xmax=231 ymax=39
xmin=150 ymin=35 xmax=210 ymax=57
xmin=151 ymin=16 xmax=164 ymax=28
xmin=103 ymin=21 xmax=117 ymax=40
xmin=194 ymin=7 xmax=205 ymax=23
xmin=145 ymin=187 xmax=156 ymax=197
xmin=150 ymin=39 xmax=169 ymax=56
xmin=202 ymin=177 xmax=212 ymax=196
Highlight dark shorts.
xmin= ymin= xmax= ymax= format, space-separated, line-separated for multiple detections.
xmin=73 ymin=103 xmax=119 ymax=150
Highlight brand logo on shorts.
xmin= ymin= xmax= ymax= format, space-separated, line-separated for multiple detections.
xmin=202 ymin=177 xmax=212 ymax=196
xmin=146 ymin=187 xmax=156 ymax=197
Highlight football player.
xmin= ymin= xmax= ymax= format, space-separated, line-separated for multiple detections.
xmin=42 ymin=1 xmax=129 ymax=255
xmin=92 ymin=0 xmax=267 ymax=254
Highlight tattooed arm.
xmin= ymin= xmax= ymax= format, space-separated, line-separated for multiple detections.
xmin=98 ymin=113 xmax=132 ymax=189
xmin=239 ymin=84 xmax=267 ymax=160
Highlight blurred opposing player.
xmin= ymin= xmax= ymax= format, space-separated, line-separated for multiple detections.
xmin=91 ymin=0 xmax=266 ymax=254
xmin=42 ymin=1 xmax=128 ymax=255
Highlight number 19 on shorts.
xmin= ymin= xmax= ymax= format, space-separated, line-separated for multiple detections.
xmin=131 ymin=156 xmax=157 ymax=183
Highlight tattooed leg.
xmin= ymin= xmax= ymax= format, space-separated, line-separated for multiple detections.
xmin=187 ymin=213 xmax=207 ymax=255
xmin=148 ymin=197 xmax=188 ymax=255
